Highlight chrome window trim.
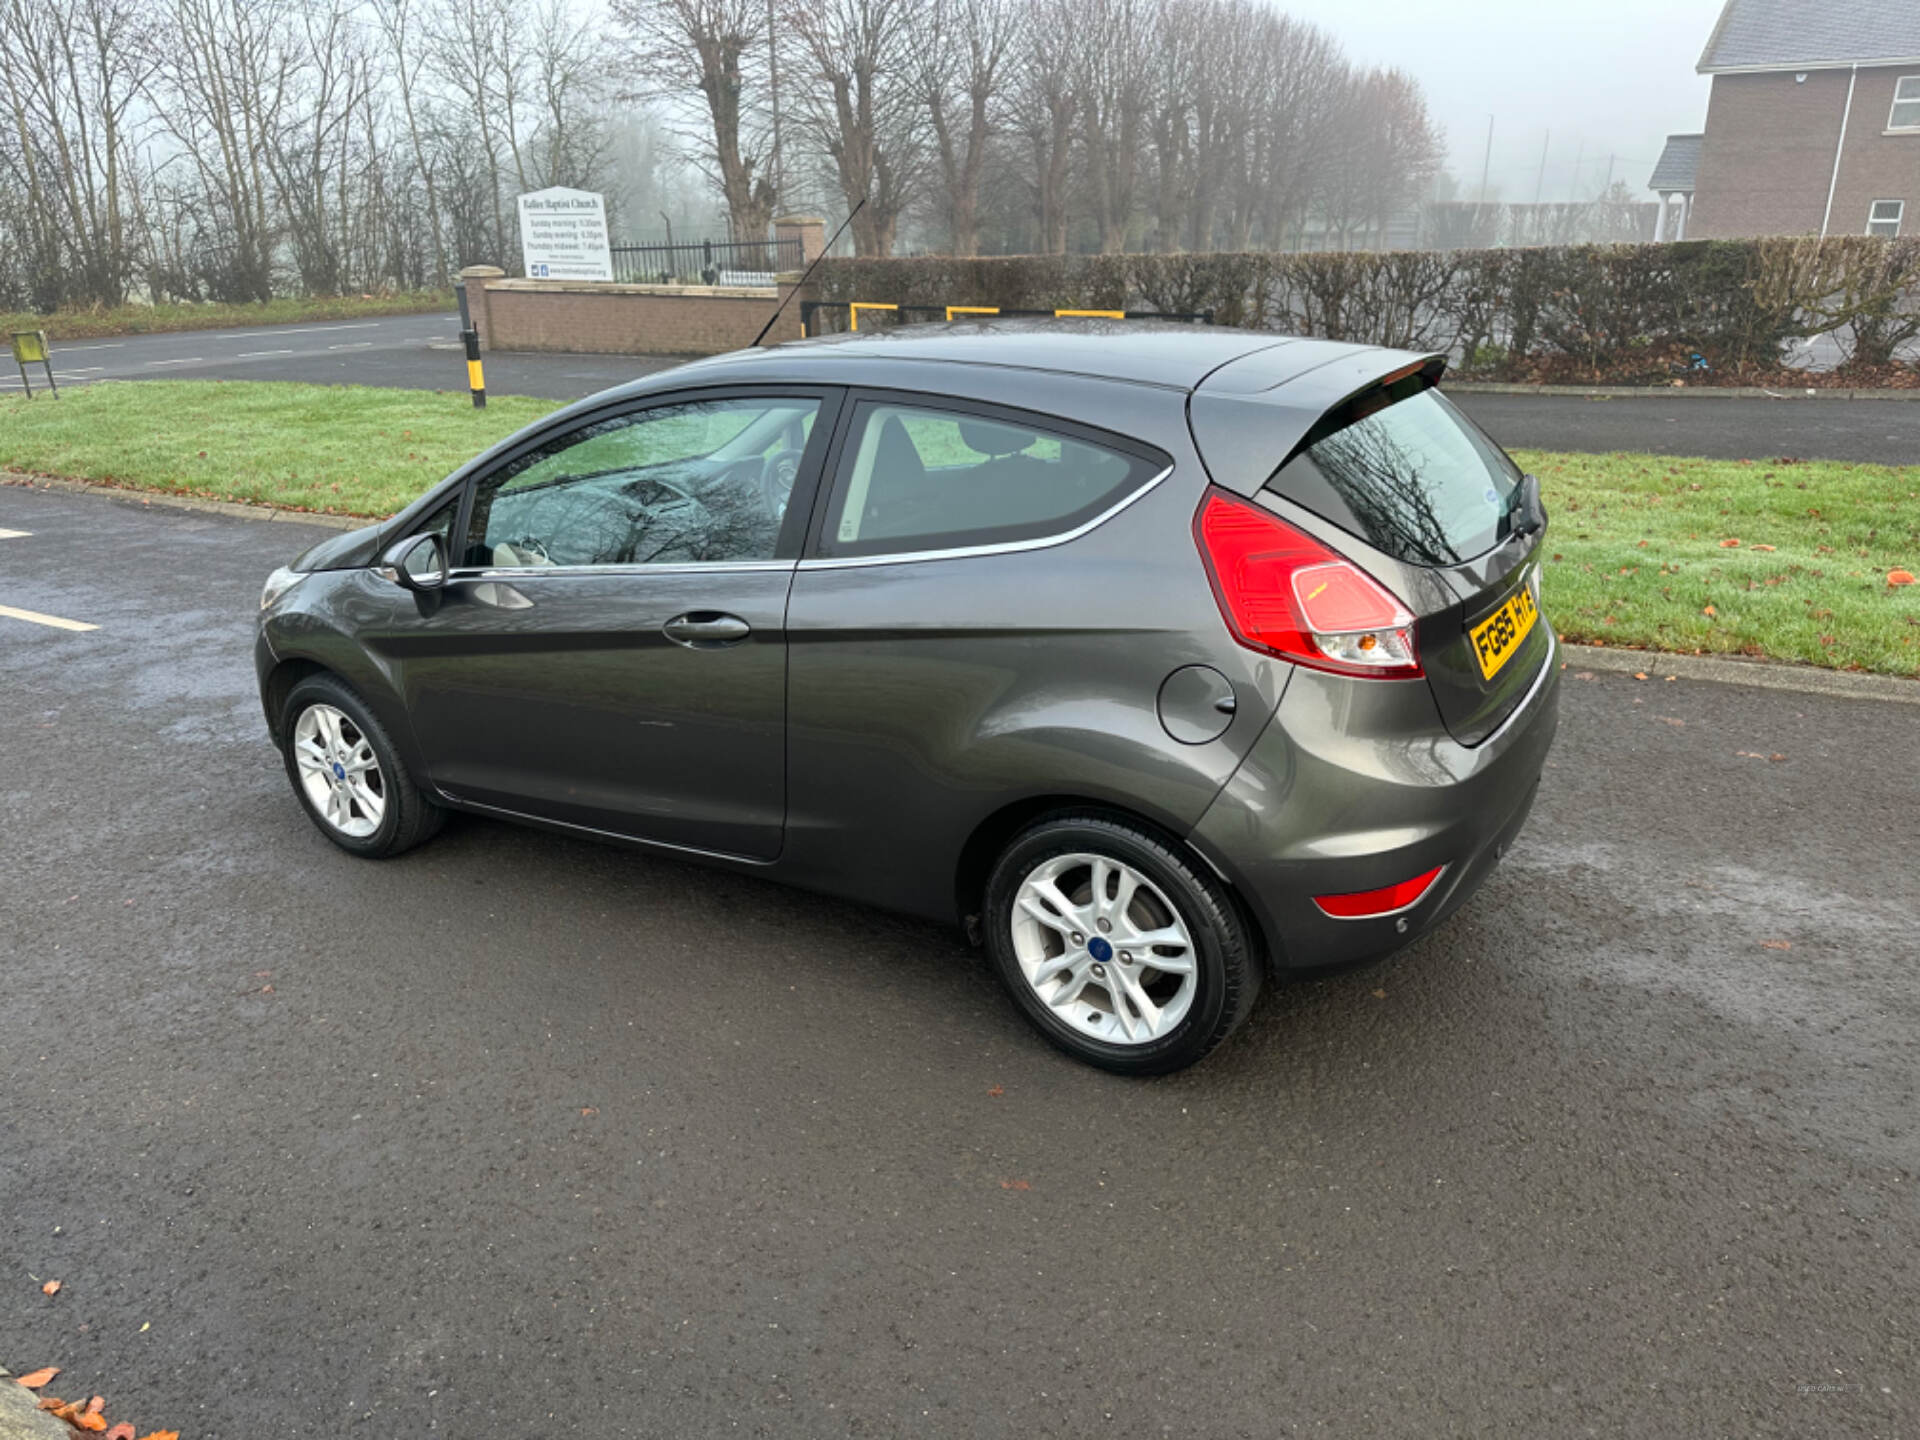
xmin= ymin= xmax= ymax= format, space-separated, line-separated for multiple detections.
xmin=446 ymin=559 xmax=799 ymax=581
xmin=797 ymin=463 xmax=1175 ymax=571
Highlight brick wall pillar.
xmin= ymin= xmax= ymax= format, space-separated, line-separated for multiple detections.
xmin=774 ymin=216 xmax=827 ymax=268
xmin=457 ymin=265 xmax=505 ymax=349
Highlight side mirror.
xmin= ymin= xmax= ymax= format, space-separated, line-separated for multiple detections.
xmin=379 ymin=532 xmax=448 ymax=592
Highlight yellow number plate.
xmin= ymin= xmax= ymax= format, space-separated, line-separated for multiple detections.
xmin=1469 ymin=581 xmax=1539 ymax=681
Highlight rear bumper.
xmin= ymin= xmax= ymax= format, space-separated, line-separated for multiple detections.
xmin=1190 ymin=633 xmax=1561 ymax=973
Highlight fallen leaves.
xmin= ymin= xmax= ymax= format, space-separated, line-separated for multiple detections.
xmin=1702 ymin=605 xmax=1716 ymax=617
xmin=999 ymin=1178 xmax=1031 ymax=1191
xmin=1891 ymin=570 xmax=1916 ymax=587
xmin=1719 ymin=538 xmax=1740 ymax=548
xmin=32 ymin=1389 xmax=173 ymax=1440
xmin=1735 ymin=751 xmax=1788 ymax=762
xmin=1762 ymin=940 xmax=1792 ymax=951
xmin=42 ymin=1280 xmax=61 ymax=1296
xmin=22 ymin=1367 xmax=174 ymax=1438
xmin=985 ymin=1085 xmax=1004 ymax=1098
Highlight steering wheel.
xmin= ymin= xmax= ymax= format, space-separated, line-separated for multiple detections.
xmin=759 ymin=449 xmax=802 ymax=519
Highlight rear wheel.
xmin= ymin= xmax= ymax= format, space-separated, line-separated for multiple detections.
xmin=984 ymin=814 xmax=1260 ymax=1075
xmin=281 ymin=673 xmax=443 ymax=858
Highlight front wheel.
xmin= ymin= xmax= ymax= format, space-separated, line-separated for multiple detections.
xmin=983 ymin=814 xmax=1261 ymax=1075
xmin=280 ymin=673 xmax=444 ymax=858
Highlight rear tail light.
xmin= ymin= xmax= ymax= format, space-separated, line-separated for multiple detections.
xmin=1314 ymin=865 xmax=1445 ymax=919
xmin=1194 ymin=491 xmax=1420 ymax=677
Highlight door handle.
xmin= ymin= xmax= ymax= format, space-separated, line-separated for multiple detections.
xmin=663 ymin=612 xmax=751 ymax=648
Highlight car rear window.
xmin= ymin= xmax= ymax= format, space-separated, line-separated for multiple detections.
xmin=1264 ymin=388 xmax=1520 ymax=566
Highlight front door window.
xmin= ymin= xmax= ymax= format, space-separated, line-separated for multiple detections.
xmin=464 ymin=396 xmax=821 ymax=569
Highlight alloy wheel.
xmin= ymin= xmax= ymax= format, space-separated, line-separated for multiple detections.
xmin=1009 ymin=852 xmax=1198 ymax=1046
xmin=292 ymin=703 xmax=386 ymax=839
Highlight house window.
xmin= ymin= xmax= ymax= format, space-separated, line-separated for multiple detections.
xmin=1891 ymin=76 xmax=1920 ymax=131
xmin=1867 ymin=201 xmax=1905 ymax=238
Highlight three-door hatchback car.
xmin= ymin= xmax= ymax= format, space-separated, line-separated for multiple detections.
xmin=257 ymin=321 xmax=1559 ymax=1073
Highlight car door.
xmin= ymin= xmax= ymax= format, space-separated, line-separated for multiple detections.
xmin=375 ymin=386 xmax=841 ymax=861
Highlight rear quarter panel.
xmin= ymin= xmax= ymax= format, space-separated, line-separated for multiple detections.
xmin=780 ymin=382 xmax=1291 ymax=925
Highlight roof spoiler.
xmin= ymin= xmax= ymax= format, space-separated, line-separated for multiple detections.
xmin=1188 ymin=348 xmax=1448 ymax=498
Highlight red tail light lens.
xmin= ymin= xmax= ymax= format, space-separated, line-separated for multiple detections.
xmin=1314 ymin=865 xmax=1445 ymax=919
xmin=1195 ymin=491 xmax=1421 ymax=677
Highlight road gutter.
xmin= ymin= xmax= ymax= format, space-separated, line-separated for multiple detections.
xmin=1563 ymin=643 xmax=1920 ymax=705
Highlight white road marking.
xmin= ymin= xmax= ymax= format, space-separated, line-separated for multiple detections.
xmin=56 ymin=341 xmax=126 ymax=351
xmin=0 ymin=529 xmax=31 ymax=540
xmin=328 ymin=342 xmax=373 ymax=350
xmin=216 ymin=322 xmax=386 ymax=340
xmin=145 ymin=357 xmax=203 ymax=367
xmin=0 ymin=603 xmax=98 ymax=632
xmin=236 ymin=349 xmax=296 ymax=359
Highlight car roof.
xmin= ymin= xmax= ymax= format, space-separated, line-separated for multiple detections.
xmin=615 ymin=318 xmax=1413 ymax=396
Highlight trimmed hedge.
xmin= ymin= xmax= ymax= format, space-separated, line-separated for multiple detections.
xmin=811 ymin=239 xmax=1920 ymax=385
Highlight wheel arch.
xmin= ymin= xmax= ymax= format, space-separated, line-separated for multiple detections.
xmin=261 ymin=656 xmax=333 ymax=743
xmin=260 ymin=650 xmax=425 ymax=784
xmin=953 ymin=794 xmax=1265 ymax=964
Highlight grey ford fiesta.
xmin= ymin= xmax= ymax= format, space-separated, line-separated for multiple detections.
xmin=255 ymin=321 xmax=1559 ymax=1074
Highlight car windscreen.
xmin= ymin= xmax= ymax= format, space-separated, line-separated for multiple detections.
xmin=1263 ymin=388 xmax=1520 ymax=567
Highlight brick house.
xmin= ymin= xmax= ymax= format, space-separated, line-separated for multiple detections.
xmin=1653 ymin=0 xmax=1920 ymax=240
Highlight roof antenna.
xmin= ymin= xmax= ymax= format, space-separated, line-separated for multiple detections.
xmin=751 ymin=198 xmax=867 ymax=348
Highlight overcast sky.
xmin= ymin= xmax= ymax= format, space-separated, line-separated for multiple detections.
xmin=1276 ymin=0 xmax=1728 ymax=202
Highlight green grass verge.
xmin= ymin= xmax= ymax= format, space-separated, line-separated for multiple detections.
xmin=2 ymin=380 xmax=1914 ymax=674
xmin=1 ymin=291 xmax=455 ymax=342
xmin=0 ymin=381 xmax=555 ymax=518
xmin=1518 ymin=449 xmax=1920 ymax=678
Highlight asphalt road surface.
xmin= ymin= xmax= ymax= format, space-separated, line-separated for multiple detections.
xmin=1 ymin=312 xmax=679 ymax=403
xmin=1453 ymin=390 xmax=1920 ymax=467
xmin=3 ymin=485 xmax=1915 ymax=1438
xmin=10 ymin=313 xmax=1920 ymax=465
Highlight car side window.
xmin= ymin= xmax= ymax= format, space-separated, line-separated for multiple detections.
xmin=819 ymin=401 xmax=1166 ymax=558
xmin=462 ymin=396 xmax=821 ymax=569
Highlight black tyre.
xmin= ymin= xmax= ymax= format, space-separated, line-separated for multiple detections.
xmin=280 ymin=673 xmax=444 ymax=859
xmin=984 ymin=812 xmax=1261 ymax=1075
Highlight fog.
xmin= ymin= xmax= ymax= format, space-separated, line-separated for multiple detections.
xmin=1278 ymin=0 xmax=1725 ymax=202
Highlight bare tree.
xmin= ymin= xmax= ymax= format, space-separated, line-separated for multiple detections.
xmin=613 ymin=0 xmax=776 ymax=241
xmin=1071 ymin=0 xmax=1151 ymax=253
xmin=149 ymin=0 xmax=294 ymax=300
xmin=0 ymin=0 xmax=154 ymax=306
xmin=782 ymin=0 xmax=924 ymax=256
xmin=910 ymin=0 xmax=1015 ymax=255
xmin=372 ymin=0 xmax=450 ymax=284
xmin=528 ymin=0 xmax=613 ymax=190
xmin=1316 ymin=66 xmax=1442 ymax=249
xmin=1007 ymin=0 xmax=1074 ymax=254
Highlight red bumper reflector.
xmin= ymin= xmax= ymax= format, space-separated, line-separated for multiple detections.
xmin=1313 ymin=865 xmax=1445 ymax=919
